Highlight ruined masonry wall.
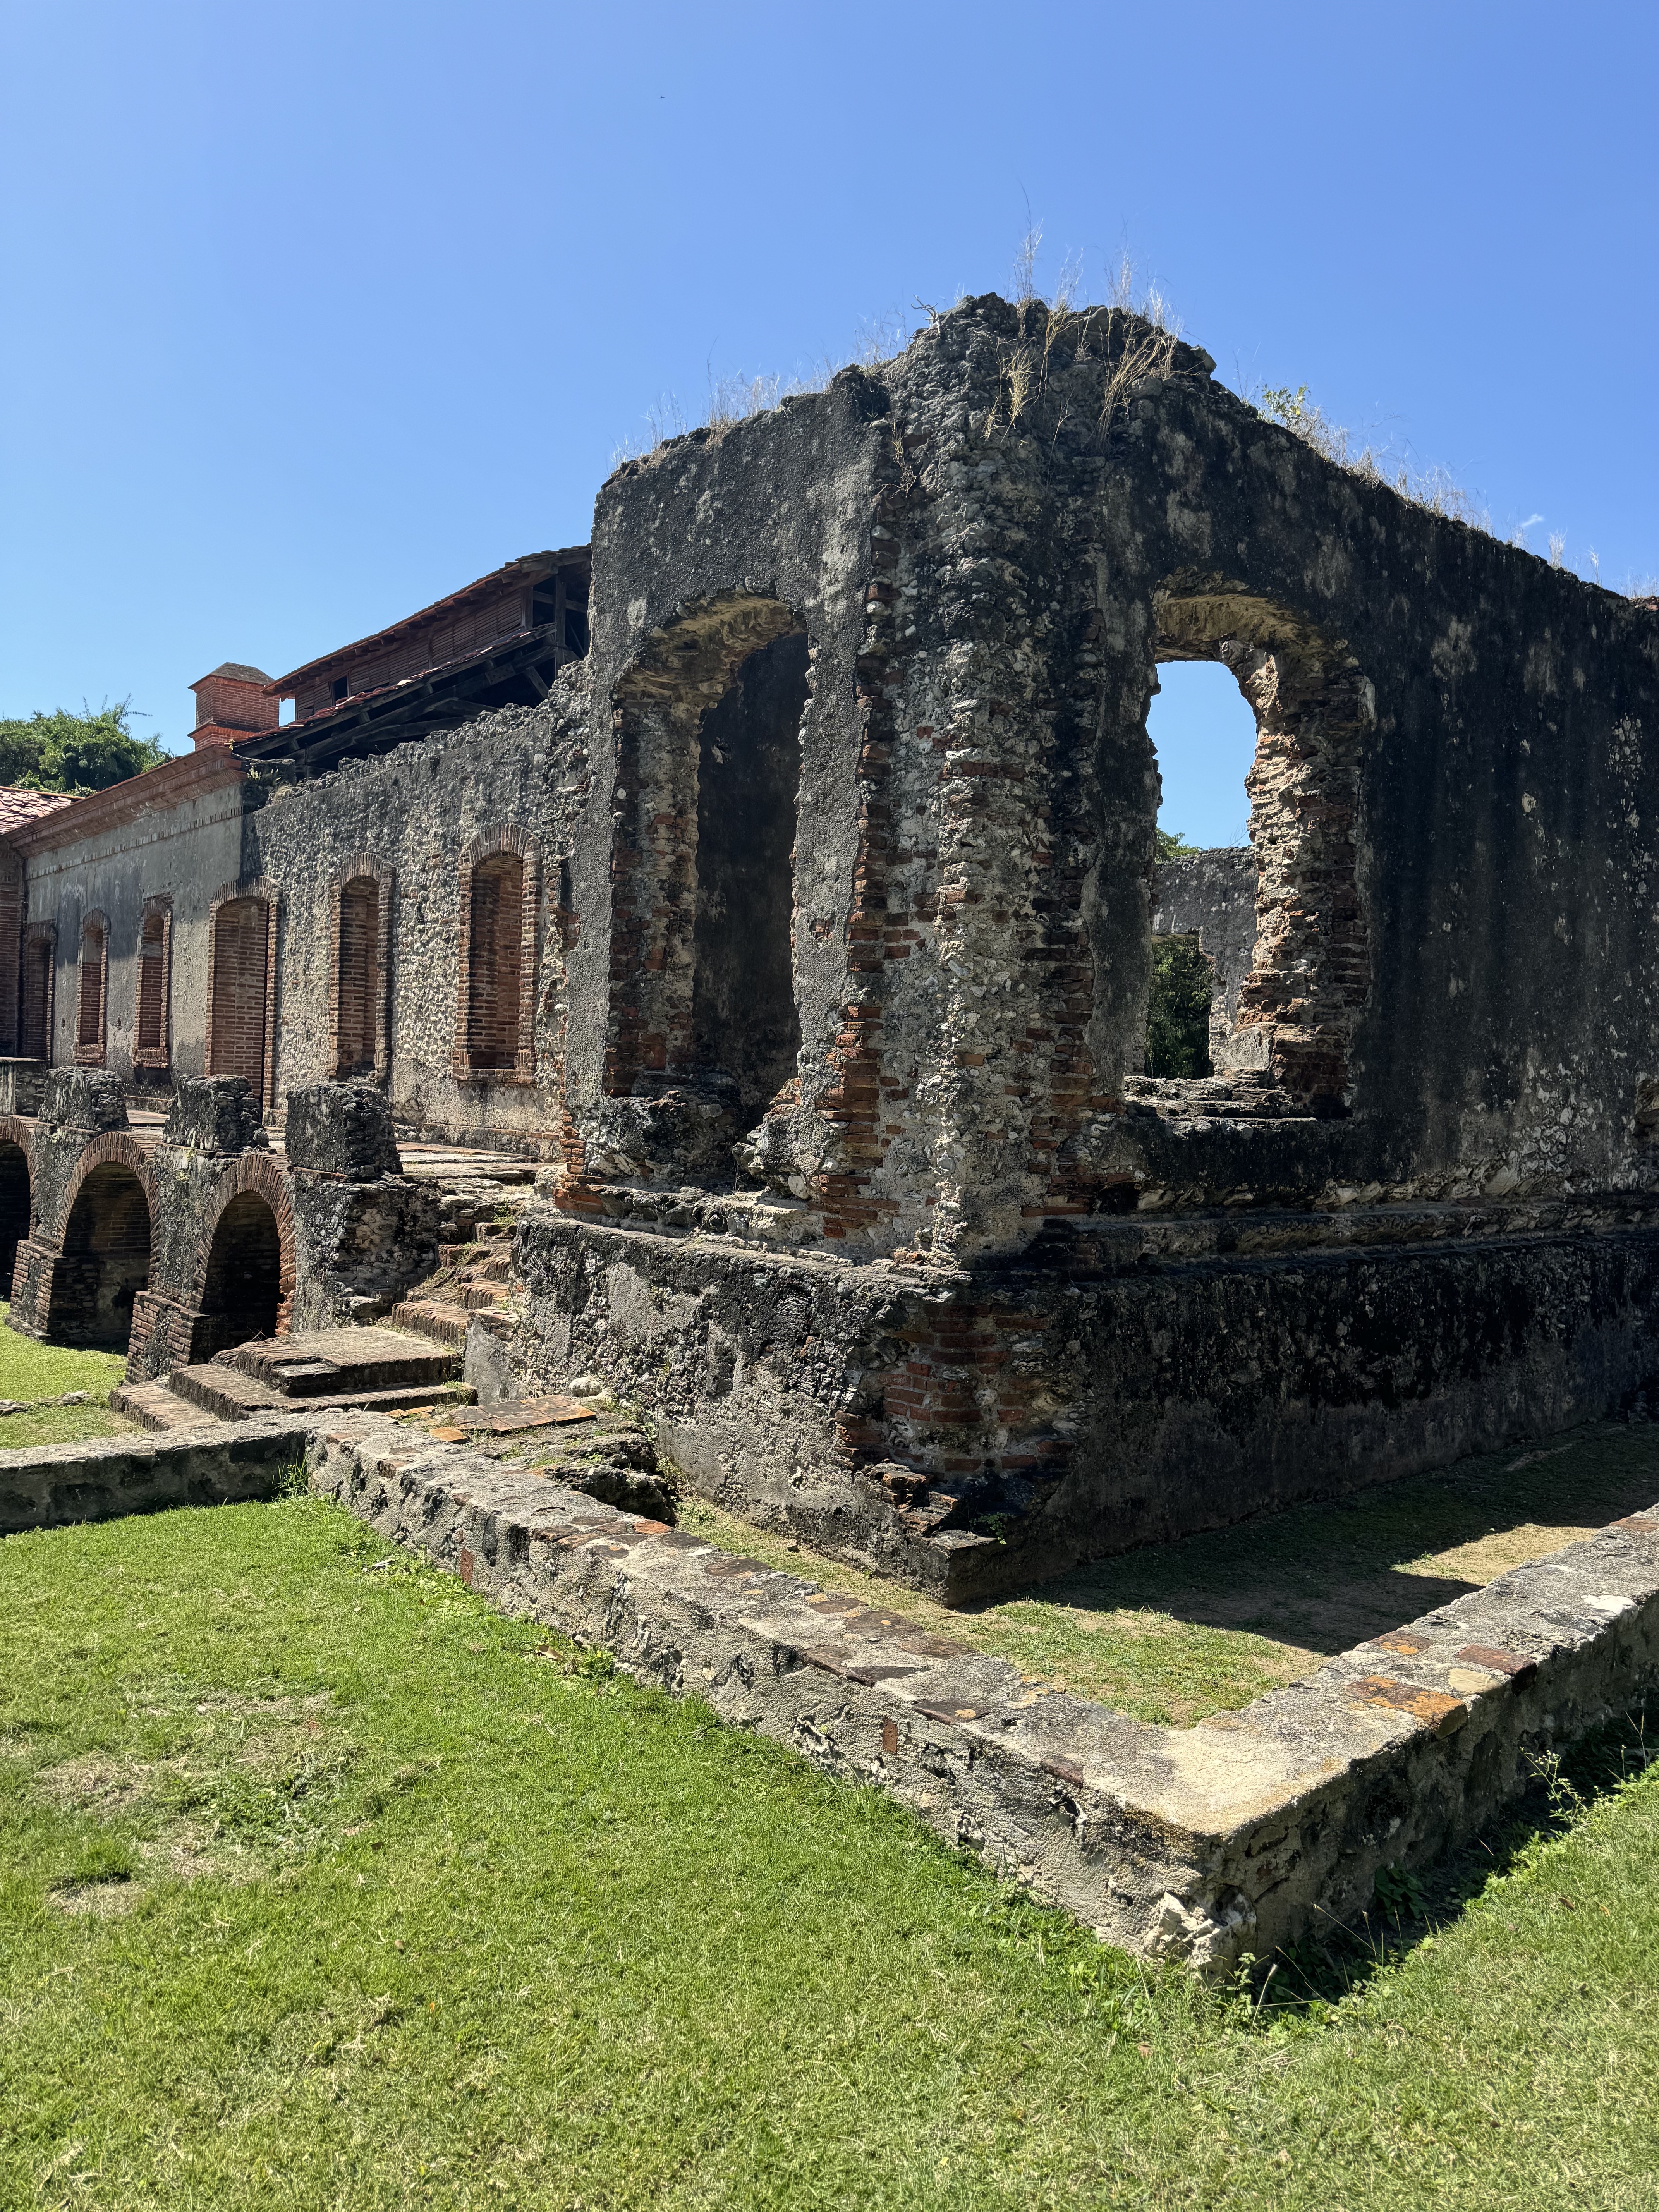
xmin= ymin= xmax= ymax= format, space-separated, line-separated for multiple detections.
xmin=247 ymin=670 xmax=590 ymax=1148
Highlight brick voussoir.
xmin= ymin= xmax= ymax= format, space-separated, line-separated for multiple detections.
xmin=303 ymin=1410 xmax=1659 ymax=1978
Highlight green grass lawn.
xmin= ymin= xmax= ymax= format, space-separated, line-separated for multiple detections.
xmin=681 ymin=1422 xmax=1659 ymax=1724
xmin=0 ymin=1307 xmax=136 ymax=1448
xmin=2 ymin=1493 xmax=1656 ymax=2209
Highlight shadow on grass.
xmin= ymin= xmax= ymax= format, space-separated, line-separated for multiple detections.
xmin=974 ymin=1420 xmax=1659 ymax=1659
xmin=1245 ymin=1697 xmax=1659 ymax=2018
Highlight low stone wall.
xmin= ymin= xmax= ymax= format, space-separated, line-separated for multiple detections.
xmin=307 ymin=1408 xmax=1659 ymax=1975
xmin=0 ymin=1417 xmax=311 ymax=1536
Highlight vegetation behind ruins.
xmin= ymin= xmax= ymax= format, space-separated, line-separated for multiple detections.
xmin=0 ymin=703 xmax=167 ymax=795
xmin=1 ymin=1493 xmax=1654 ymax=2208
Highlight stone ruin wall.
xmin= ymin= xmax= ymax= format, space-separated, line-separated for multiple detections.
xmin=6 ymin=294 xmax=1659 ymax=1596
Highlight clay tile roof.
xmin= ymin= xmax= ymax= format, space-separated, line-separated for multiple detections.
xmin=200 ymin=662 xmax=274 ymax=685
xmin=0 ymin=786 xmax=76 ymax=836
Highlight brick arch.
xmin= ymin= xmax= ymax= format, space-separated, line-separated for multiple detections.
xmin=0 ymin=1115 xmax=32 ymax=1294
xmin=206 ymin=877 xmax=279 ymax=1115
xmin=1150 ymin=587 xmax=1372 ymax=1113
xmin=47 ymin=1133 xmax=155 ymax=1350
xmin=605 ymin=592 xmax=810 ymax=1110
xmin=74 ymin=908 xmax=110 ymax=1066
xmin=453 ymin=826 xmax=540 ymax=1084
xmin=56 ymin=1132 xmax=155 ymax=1241
xmin=328 ymin=853 xmax=394 ymax=1081
xmin=185 ymin=1150 xmax=296 ymax=1345
xmin=134 ymin=894 xmax=173 ymax=1069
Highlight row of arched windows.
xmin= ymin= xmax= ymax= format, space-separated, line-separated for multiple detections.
xmin=34 ymin=830 xmax=542 ymax=1111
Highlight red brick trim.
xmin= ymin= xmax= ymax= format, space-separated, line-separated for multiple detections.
xmin=206 ymin=879 xmax=279 ymax=1117
xmin=326 ymin=855 xmax=394 ymax=1081
xmin=54 ymin=1132 xmax=156 ymax=1247
xmin=73 ymin=910 xmax=109 ymax=1066
xmin=0 ymin=1115 xmax=33 ymax=1164
xmin=181 ymin=1151 xmax=297 ymax=1338
xmin=132 ymin=894 xmax=173 ymax=1069
xmin=452 ymin=828 xmax=539 ymax=1084
xmin=17 ymin=920 xmax=53 ymax=1064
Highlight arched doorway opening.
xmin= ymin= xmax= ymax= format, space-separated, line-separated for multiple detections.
xmin=197 ymin=1190 xmax=284 ymax=1357
xmin=0 ymin=1142 xmax=29 ymax=1296
xmin=47 ymin=1163 xmax=151 ymax=1349
xmin=606 ymin=592 xmax=808 ymax=1153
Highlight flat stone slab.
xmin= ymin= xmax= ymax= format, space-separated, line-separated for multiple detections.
xmin=436 ymin=1396 xmax=598 ymax=1434
xmin=221 ymin=1328 xmax=460 ymax=1397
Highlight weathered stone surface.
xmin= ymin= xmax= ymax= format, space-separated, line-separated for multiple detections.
xmin=0 ymin=1415 xmax=308 ymax=1534
xmin=1152 ymin=849 xmax=1257 ymax=1068
xmin=301 ymin=1408 xmax=1659 ymax=1973
xmin=506 ymin=1202 xmax=1659 ymax=1599
xmin=283 ymin=1082 xmax=400 ymax=1181
xmin=163 ymin=1075 xmax=267 ymax=1157
xmin=38 ymin=1068 xmax=126 ymax=1132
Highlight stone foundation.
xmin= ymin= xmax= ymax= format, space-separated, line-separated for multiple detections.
xmin=505 ymin=1202 xmax=1659 ymax=1601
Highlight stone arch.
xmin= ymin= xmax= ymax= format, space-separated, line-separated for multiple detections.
xmin=453 ymin=826 xmax=539 ymax=1083
xmin=605 ymin=591 xmax=809 ymax=1126
xmin=74 ymin=909 xmax=109 ymax=1066
xmin=46 ymin=1133 xmax=154 ymax=1349
xmin=0 ymin=1116 xmax=31 ymax=1296
xmin=191 ymin=1153 xmax=295 ymax=1355
xmin=1141 ymin=587 xmax=1373 ymax=1114
xmin=206 ymin=878 xmax=278 ymax=1115
xmin=328 ymin=854 xmax=394 ymax=1081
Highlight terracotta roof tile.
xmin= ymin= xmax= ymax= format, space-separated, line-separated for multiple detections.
xmin=0 ymin=786 xmax=75 ymax=836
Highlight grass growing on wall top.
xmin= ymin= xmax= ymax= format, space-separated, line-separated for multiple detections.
xmin=2 ymin=1489 xmax=1657 ymax=2209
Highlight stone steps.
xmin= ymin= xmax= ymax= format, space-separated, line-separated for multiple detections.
xmin=388 ymin=1297 xmax=473 ymax=1348
xmin=163 ymin=1362 xmax=477 ymax=1424
xmin=109 ymin=1379 xmax=223 ymax=1434
xmin=221 ymin=1326 xmax=461 ymax=1397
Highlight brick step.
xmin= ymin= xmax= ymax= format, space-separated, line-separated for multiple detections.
xmin=453 ymin=1281 xmax=512 ymax=1310
xmin=388 ymin=1298 xmax=472 ymax=1348
xmin=167 ymin=1363 xmax=479 ymax=1423
xmin=108 ymin=1379 xmax=225 ymax=1434
xmin=219 ymin=1326 xmax=462 ymax=1397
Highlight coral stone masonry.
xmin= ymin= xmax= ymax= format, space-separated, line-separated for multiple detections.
xmin=5 ymin=294 xmax=1659 ymax=1615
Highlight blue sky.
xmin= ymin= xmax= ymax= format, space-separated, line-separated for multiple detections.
xmin=2 ymin=1 xmax=1654 ymax=843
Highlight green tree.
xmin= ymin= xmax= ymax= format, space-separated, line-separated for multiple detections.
xmin=0 ymin=702 xmax=167 ymax=794
xmin=1146 ymin=936 xmax=1214 ymax=1077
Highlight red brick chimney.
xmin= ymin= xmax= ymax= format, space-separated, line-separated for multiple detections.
xmin=190 ymin=663 xmax=279 ymax=750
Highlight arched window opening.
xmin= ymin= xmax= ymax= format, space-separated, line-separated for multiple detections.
xmin=75 ymin=914 xmax=108 ymax=1065
xmin=19 ymin=928 xmax=53 ymax=1060
xmin=208 ymin=895 xmax=271 ymax=1104
xmin=688 ymin=629 xmax=807 ymax=1133
xmin=47 ymin=1162 xmax=151 ymax=1349
xmin=198 ymin=1190 xmax=283 ymax=1357
xmin=1130 ymin=597 xmax=1372 ymax=1115
xmin=465 ymin=854 xmax=525 ymax=1070
xmin=134 ymin=900 xmax=171 ymax=1066
xmin=0 ymin=1142 xmax=29 ymax=1293
xmin=335 ymin=877 xmax=379 ymax=1077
